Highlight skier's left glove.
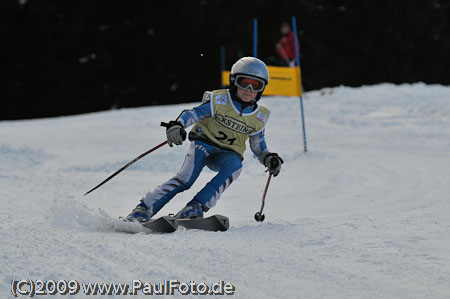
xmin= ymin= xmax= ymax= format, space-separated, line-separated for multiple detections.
xmin=262 ymin=152 xmax=284 ymax=177
xmin=164 ymin=121 xmax=187 ymax=147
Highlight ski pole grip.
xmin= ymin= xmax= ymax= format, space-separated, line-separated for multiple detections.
xmin=270 ymin=158 xmax=279 ymax=168
xmin=160 ymin=121 xmax=187 ymax=141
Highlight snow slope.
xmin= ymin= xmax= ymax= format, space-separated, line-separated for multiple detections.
xmin=1 ymin=83 xmax=449 ymax=298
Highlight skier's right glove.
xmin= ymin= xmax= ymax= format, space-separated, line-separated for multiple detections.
xmin=163 ymin=121 xmax=187 ymax=147
xmin=262 ymin=152 xmax=284 ymax=177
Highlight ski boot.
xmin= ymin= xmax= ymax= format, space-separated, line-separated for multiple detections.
xmin=175 ymin=202 xmax=204 ymax=219
xmin=125 ymin=200 xmax=153 ymax=222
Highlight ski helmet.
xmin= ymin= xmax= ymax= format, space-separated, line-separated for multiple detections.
xmin=229 ymin=57 xmax=269 ymax=101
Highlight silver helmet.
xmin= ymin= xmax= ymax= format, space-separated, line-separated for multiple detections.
xmin=229 ymin=57 xmax=269 ymax=101
xmin=230 ymin=57 xmax=269 ymax=84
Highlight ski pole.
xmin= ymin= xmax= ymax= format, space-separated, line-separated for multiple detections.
xmin=254 ymin=173 xmax=272 ymax=222
xmin=254 ymin=157 xmax=280 ymax=222
xmin=84 ymin=122 xmax=186 ymax=196
xmin=84 ymin=140 xmax=168 ymax=196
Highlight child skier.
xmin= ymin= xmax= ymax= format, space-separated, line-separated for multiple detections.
xmin=126 ymin=57 xmax=283 ymax=222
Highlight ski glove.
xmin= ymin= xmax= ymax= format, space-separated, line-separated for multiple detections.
xmin=164 ymin=121 xmax=187 ymax=147
xmin=262 ymin=152 xmax=284 ymax=177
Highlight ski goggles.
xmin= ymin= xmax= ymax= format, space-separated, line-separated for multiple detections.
xmin=234 ymin=75 xmax=266 ymax=92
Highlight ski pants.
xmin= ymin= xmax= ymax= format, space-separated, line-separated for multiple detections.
xmin=142 ymin=140 xmax=242 ymax=215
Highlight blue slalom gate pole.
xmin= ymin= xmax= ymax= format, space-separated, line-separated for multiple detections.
xmin=292 ymin=16 xmax=308 ymax=152
xmin=253 ymin=19 xmax=258 ymax=57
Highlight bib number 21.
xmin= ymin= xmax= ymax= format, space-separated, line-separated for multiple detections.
xmin=215 ymin=131 xmax=236 ymax=145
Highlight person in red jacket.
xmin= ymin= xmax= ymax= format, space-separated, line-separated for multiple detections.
xmin=276 ymin=22 xmax=298 ymax=67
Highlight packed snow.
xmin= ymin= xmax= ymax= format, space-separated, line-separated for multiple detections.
xmin=1 ymin=83 xmax=449 ymax=298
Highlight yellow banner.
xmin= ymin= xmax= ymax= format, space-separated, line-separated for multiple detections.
xmin=221 ymin=66 xmax=302 ymax=97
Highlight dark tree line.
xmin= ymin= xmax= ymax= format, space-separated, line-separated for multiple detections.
xmin=2 ymin=0 xmax=449 ymax=120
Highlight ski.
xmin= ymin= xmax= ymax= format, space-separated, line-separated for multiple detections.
xmin=117 ymin=215 xmax=178 ymax=233
xmin=141 ymin=216 xmax=178 ymax=233
xmin=117 ymin=215 xmax=228 ymax=233
xmin=176 ymin=214 xmax=229 ymax=232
